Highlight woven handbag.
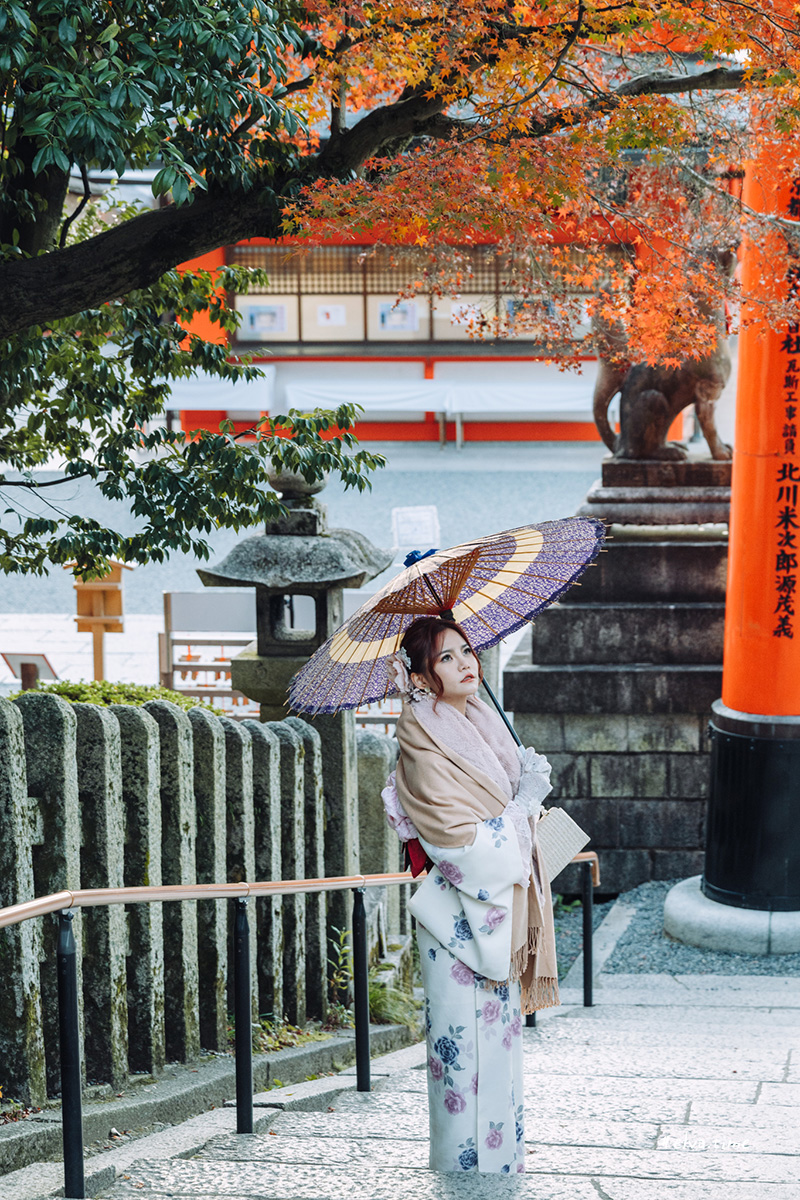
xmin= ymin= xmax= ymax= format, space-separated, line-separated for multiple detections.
xmin=535 ymin=807 xmax=590 ymax=882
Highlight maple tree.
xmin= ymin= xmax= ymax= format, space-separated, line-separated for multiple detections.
xmin=3 ymin=1 xmax=800 ymax=571
xmin=4 ymin=2 xmax=800 ymax=349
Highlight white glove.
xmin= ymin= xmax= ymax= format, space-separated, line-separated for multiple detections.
xmin=514 ymin=745 xmax=553 ymax=818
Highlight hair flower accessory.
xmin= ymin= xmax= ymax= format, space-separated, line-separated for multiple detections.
xmin=387 ymin=649 xmax=429 ymax=703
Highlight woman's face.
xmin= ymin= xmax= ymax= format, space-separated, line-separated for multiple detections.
xmin=414 ymin=626 xmax=481 ymax=709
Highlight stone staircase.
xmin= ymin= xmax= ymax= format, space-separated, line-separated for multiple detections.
xmin=96 ymin=977 xmax=800 ymax=1200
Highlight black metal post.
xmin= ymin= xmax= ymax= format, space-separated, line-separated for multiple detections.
xmin=234 ymin=898 xmax=253 ymax=1134
xmin=704 ymin=702 xmax=800 ymax=910
xmin=57 ymin=910 xmax=85 ymax=1200
xmin=525 ymin=1012 xmax=536 ymax=1027
xmin=582 ymin=860 xmax=593 ymax=1007
xmin=351 ymin=887 xmax=370 ymax=1092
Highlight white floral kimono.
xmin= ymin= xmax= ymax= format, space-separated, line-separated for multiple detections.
xmin=384 ymin=692 xmax=557 ymax=1175
xmin=416 ymin=818 xmax=527 ymax=1174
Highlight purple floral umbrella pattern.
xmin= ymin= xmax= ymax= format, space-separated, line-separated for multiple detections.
xmin=288 ymin=517 xmax=605 ymax=715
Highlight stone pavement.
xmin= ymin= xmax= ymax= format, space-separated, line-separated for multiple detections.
xmin=92 ymin=970 xmax=800 ymax=1200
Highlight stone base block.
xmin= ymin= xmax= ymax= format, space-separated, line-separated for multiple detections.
xmin=505 ymin=663 xmax=722 ymax=715
xmin=530 ymin=601 xmax=724 ymax=665
xmin=601 ymin=457 xmax=733 ymax=488
xmin=512 ymin=712 xmax=706 ymax=754
xmin=565 ymin=537 xmax=728 ymax=603
xmin=578 ymin=484 xmax=730 ymax=526
xmin=230 ymin=643 xmax=305 ymax=711
xmin=664 ymin=876 xmax=800 ymax=954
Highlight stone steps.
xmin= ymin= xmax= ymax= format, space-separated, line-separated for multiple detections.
xmin=95 ymin=986 xmax=800 ymax=1200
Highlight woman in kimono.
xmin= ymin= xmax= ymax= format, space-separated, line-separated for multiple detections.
xmin=382 ymin=616 xmax=558 ymax=1175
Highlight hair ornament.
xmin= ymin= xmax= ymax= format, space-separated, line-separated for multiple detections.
xmin=387 ymin=650 xmax=429 ymax=703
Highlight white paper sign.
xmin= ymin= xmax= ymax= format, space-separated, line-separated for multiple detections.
xmin=245 ymin=304 xmax=287 ymax=334
xmin=316 ymin=304 xmax=347 ymax=327
xmin=392 ymin=505 xmax=441 ymax=548
xmin=379 ymin=301 xmax=418 ymax=332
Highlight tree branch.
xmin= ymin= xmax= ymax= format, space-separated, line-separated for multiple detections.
xmin=0 ymin=184 xmax=285 ymax=337
xmin=315 ymin=87 xmax=448 ymax=176
xmin=0 ymin=60 xmax=757 ymax=339
xmin=417 ymin=65 xmax=751 ymax=144
xmin=0 ymin=470 xmax=95 ymax=487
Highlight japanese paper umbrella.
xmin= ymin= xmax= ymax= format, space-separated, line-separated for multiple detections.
xmin=288 ymin=517 xmax=605 ymax=719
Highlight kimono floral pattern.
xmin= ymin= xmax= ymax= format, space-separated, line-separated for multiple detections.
xmin=408 ymin=816 xmax=528 ymax=984
xmin=418 ymin=923 xmax=525 ymax=1174
xmin=411 ymin=810 xmax=530 ymax=1174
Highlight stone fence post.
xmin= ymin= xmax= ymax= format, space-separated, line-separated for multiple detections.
xmin=0 ymin=699 xmax=46 ymax=1106
xmin=74 ymin=704 xmax=128 ymax=1089
xmin=314 ymin=711 xmax=360 ymax=951
xmin=242 ymin=720 xmax=283 ymax=1021
xmin=143 ymin=701 xmax=200 ymax=1062
xmin=110 ymin=704 xmax=165 ymax=1076
xmin=285 ymin=717 xmax=327 ymax=1021
xmin=13 ymin=693 xmax=82 ymax=1096
xmin=265 ymin=722 xmax=306 ymax=1026
xmin=356 ymin=729 xmax=400 ymax=945
xmin=220 ymin=716 xmax=258 ymax=1021
xmin=188 ymin=708 xmax=228 ymax=1052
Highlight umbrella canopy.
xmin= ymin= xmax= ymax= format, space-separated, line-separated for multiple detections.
xmin=288 ymin=517 xmax=605 ymax=715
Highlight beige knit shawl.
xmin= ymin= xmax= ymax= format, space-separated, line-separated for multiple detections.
xmin=395 ymin=694 xmax=559 ymax=1013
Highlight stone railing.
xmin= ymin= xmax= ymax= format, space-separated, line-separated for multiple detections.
xmin=0 ymin=695 xmax=404 ymax=1107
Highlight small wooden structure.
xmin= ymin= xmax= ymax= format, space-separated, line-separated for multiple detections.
xmin=64 ymin=561 xmax=133 ymax=681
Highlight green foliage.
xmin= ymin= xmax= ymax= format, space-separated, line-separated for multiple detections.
xmin=323 ymin=925 xmax=419 ymax=1030
xmin=0 ymin=0 xmax=303 ymax=246
xmin=553 ymin=894 xmax=582 ymax=916
xmin=0 ymin=3 xmax=384 ymax=577
xmin=367 ymin=972 xmax=420 ymax=1030
xmin=324 ymin=926 xmax=355 ymax=1030
xmin=7 ymin=678 xmax=218 ymax=713
xmin=0 ymin=194 xmax=385 ymax=577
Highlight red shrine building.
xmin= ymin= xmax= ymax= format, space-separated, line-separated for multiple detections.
xmin=175 ymin=238 xmax=627 ymax=446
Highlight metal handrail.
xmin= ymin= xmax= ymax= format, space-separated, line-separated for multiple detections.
xmin=1 ymin=856 xmax=599 ymax=1200
xmin=0 ymin=871 xmax=417 ymax=929
xmin=0 ymin=853 xmax=600 ymax=928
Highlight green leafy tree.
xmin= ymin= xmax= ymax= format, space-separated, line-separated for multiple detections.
xmin=0 ymin=1 xmax=383 ymax=575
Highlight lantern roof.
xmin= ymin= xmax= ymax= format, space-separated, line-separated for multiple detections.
xmin=197 ymin=528 xmax=391 ymax=593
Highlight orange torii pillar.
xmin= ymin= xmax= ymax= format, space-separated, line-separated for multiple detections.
xmin=702 ymin=145 xmax=800 ymax=934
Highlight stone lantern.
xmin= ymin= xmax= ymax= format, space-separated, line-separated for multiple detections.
xmin=197 ymin=472 xmax=391 ymax=721
xmin=197 ymin=473 xmax=392 ymax=935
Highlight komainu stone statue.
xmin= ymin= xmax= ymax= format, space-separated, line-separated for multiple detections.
xmin=592 ymin=281 xmax=733 ymax=462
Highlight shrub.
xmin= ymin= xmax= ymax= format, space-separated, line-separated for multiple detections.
xmin=8 ymin=679 xmax=218 ymax=714
xmin=368 ymin=976 xmax=420 ymax=1030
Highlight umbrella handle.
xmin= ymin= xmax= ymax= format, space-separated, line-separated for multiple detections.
xmin=481 ymin=677 xmax=522 ymax=747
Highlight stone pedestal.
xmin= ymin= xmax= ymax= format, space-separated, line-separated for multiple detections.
xmin=578 ymin=456 xmax=731 ymax=525
xmin=505 ymin=458 xmax=729 ymax=895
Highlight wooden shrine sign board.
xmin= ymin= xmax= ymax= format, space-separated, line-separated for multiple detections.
xmin=64 ymin=561 xmax=133 ymax=681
